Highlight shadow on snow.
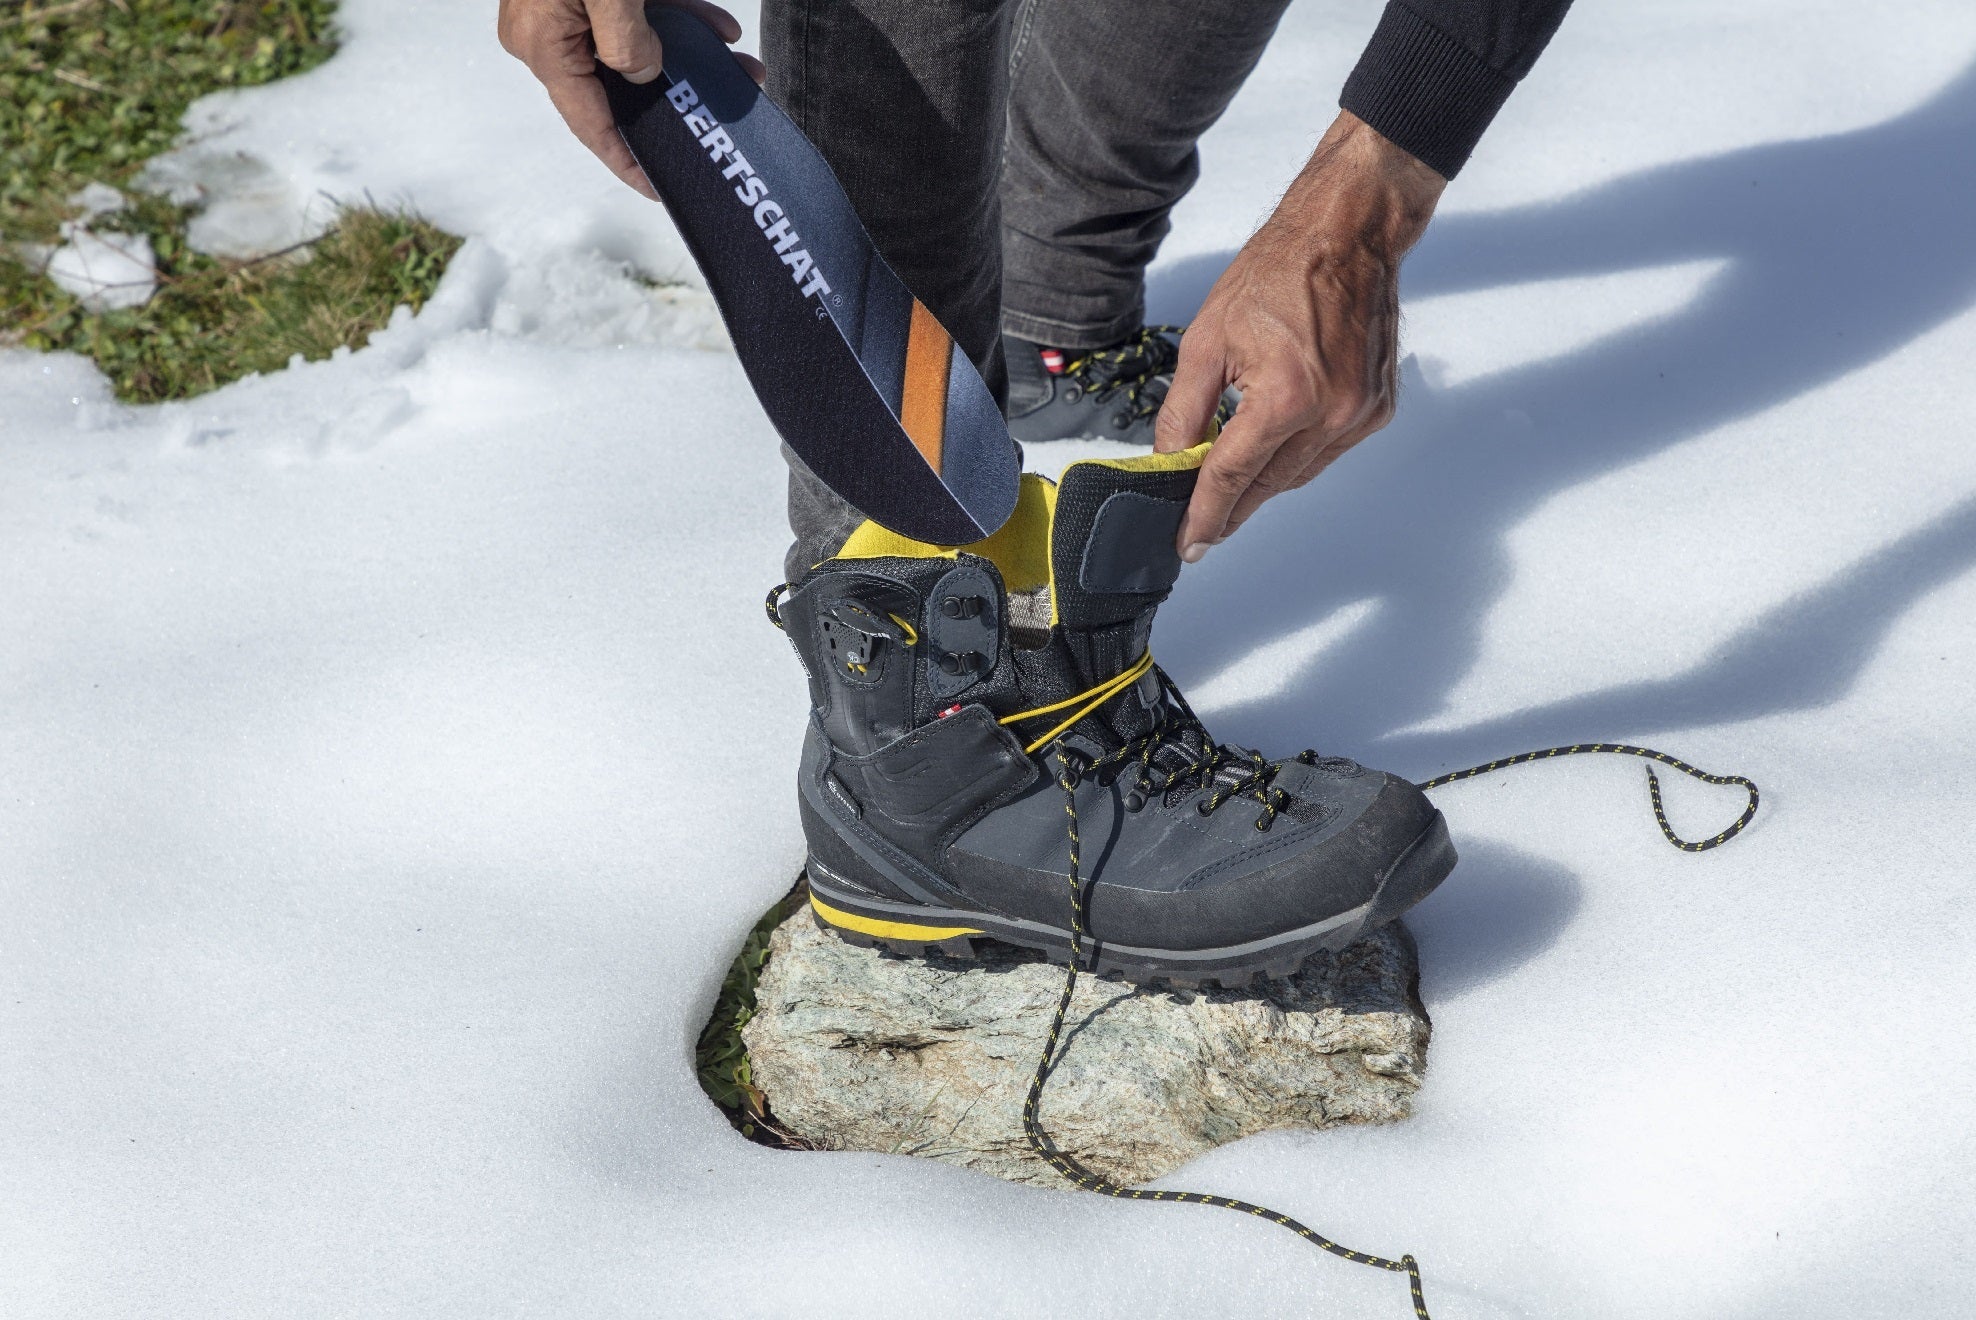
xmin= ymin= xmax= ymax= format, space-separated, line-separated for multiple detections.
xmin=1141 ymin=64 xmax=1976 ymax=983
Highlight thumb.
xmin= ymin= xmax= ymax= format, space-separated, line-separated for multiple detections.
xmin=1154 ymin=327 xmax=1226 ymax=454
xmin=591 ymin=0 xmax=667 ymax=82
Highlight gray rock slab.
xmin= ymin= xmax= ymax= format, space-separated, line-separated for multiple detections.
xmin=742 ymin=904 xmax=1431 ymax=1187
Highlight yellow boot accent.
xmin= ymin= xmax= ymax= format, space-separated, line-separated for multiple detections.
xmin=810 ymin=892 xmax=983 ymax=942
xmin=832 ymin=471 xmax=1058 ymax=596
xmin=828 ymin=440 xmax=1211 ymax=633
xmin=1070 ymin=438 xmax=1212 ymax=476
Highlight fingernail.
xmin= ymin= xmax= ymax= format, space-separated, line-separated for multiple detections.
xmin=625 ymin=64 xmax=662 ymax=84
xmin=1180 ymin=542 xmax=1211 ymax=564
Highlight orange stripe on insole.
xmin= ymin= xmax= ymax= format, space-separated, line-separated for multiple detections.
xmin=899 ymin=300 xmax=950 ymax=474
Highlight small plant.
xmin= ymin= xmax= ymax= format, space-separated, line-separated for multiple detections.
xmin=696 ymin=882 xmax=811 ymax=1146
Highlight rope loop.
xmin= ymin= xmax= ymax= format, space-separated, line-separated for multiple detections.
xmin=1419 ymin=743 xmax=1760 ymax=852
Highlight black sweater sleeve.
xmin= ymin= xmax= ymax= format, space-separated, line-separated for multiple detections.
xmin=1339 ymin=0 xmax=1574 ymax=179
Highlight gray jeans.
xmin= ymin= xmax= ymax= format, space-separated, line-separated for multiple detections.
xmin=764 ymin=0 xmax=1292 ymax=574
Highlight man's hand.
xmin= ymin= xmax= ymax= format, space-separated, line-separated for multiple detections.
xmin=1155 ymin=111 xmax=1446 ymax=560
xmin=498 ymin=0 xmax=764 ymax=201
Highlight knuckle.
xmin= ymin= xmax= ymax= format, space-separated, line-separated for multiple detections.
xmin=1173 ymin=332 xmax=1214 ymax=372
xmin=596 ymin=4 xmax=660 ymax=67
xmin=1321 ymin=394 xmax=1372 ymax=434
xmin=497 ymin=9 xmax=534 ymax=57
xmin=1203 ymin=457 xmax=1257 ymax=494
xmin=1193 ymin=456 xmax=1240 ymax=492
xmin=589 ymin=11 xmax=635 ymax=58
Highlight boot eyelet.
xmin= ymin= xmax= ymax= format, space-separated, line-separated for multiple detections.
xmin=1123 ymin=791 xmax=1146 ymax=812
xmin=1195 ymin=800 xmax=1213 ymax=817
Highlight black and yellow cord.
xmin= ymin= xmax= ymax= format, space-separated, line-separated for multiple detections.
xmin=1059 ymin=325 xmax=1178 ymax=425
xmin=1002 ymin=651 xmax=1294 ymax=827
xmin=1027 ymin=744 xmax=1432 ymax=1316
xmin=1058 ymin=324 xmax=1236 ymax=429
xmin=997 ymin=650 xmax=1154 ymax=753
xmin=1420 ymin=743 xmax=1759 ymax=852
xmin=1012 ymin=659 xmax=1759 ymax=1320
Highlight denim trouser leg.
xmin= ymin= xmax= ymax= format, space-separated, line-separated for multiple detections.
xmin=766 ymin=0 xmax=1290 ymax=571
xmin=764 ymin=0 xmax=1016 ymax=577
xmin=999 ymin=0 xmax=1294 ymax=350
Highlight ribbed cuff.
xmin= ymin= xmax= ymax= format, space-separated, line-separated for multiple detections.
xmin=1340 ymin=3 xmax=1517 ymax=180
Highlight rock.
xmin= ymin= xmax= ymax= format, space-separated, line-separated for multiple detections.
xmin=741 ymin=899 xmax=1430 ymax=1187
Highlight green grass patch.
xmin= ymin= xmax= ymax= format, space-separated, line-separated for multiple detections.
xmin=2 ymin=0 xmax=462 ymax=403
xmin=697 ymin=881 xmax=813 ymax=1147
xmin=3 ymin=205 xmax=461 ymax=402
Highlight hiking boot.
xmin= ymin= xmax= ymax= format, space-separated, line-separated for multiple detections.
xmin=1005 ymin=326 xmax=1188 ymax=446
xmin=768 ymin=446 xmax=1455 ymax=988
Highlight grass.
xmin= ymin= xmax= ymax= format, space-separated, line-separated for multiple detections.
xmin=696 ymin=881 xmax=813 ymax=1147
xmin=1 ymin=0 xmax=460 ymax=402
xmin=2 ymin=205 xmax=461 ymax=401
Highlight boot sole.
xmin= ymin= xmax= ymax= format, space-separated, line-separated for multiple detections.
xmin=805 ymin=811 xmax=1455 ymax=991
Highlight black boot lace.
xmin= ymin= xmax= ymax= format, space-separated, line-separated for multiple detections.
xmin=1061 ymin=325 xmax=1183 ymax=427
xmin=1039 ymin=663 xmax=1306 ymax=831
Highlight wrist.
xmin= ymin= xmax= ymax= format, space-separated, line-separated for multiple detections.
xmin=1270 ymin=111 xmax=1445 ymax=259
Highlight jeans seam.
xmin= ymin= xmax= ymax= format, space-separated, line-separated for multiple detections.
xmin=1007 ymin=0 xmax=1041 ymax=82
xmin=792 ymin=0 xmax=812 ymax=129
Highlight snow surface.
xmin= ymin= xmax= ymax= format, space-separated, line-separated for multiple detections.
xmin=8 ymin=2 xmax=1976 ymax=1317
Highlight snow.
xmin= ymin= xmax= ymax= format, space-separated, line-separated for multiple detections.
xmin=6 ymin=2 xmax=1976 ymax=1317
xmin=43 ymin=221 xmax=157 ymax=312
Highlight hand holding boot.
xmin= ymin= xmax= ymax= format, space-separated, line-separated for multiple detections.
xmin=1155 ymin=111 xmax=1445 ymax=559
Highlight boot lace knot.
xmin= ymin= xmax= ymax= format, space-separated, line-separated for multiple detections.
xmin=1002 ymin=653 xmax=1308 ymax=832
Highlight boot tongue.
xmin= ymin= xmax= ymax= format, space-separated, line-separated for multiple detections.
xmin=1024 ymin=447 xmax=1207 ymax=746
xmin=1049 ymin=449 xmax=1202 ymax=629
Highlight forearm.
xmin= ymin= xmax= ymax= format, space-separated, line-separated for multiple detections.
xmin=1340 ymin=0 xmax=1575 ymax=179
xmin=1270 ymin=112 xmax=1445 ymax=258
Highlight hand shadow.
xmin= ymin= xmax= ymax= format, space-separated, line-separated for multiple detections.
xmin=1144 ymin=60 xmax=1976 ymax=770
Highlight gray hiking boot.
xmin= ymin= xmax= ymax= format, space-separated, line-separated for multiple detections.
xmin=1005 ymin=326 xmax=1184 ymax=446
xmin=769 ymin=447 xmax=1455 ymax=988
